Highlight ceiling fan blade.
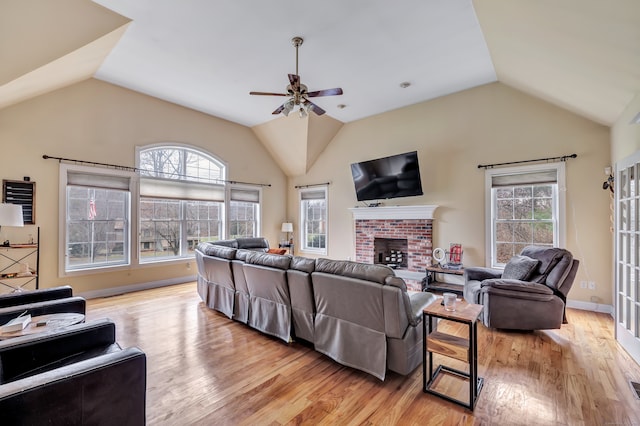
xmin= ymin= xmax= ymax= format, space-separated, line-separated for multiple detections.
xmin=303 ymin=99 xmax=326 ymax=116
xmin=272 ymin=104 xmax=286 ymax=115
xmin=306 ymin=87 xmax=343 ymax=97
xmin=288 ymin=74 xmax=300 ymax=92
xmin=250 ymin=91 xmax=288 ymax=96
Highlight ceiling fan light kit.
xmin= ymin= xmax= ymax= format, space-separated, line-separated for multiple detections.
xmin=250 ymin=36 xmax=343 ymax=118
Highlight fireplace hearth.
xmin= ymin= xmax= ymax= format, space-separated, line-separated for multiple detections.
xmin=350 ymin=205 xmax=438 ymax=290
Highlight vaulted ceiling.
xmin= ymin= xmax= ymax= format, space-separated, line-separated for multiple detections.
xmin=2 ymin=0 xmax=639 ymax=175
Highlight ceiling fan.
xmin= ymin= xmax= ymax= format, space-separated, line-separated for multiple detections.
xmin=250 ymin=36 xmax=343 ymax=117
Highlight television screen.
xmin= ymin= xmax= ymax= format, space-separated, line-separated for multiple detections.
xmin=350 ymin=151 xmax=423 ymax=202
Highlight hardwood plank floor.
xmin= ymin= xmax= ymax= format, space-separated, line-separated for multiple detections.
xmin=86 ymin=283 xmax=640 ymax=425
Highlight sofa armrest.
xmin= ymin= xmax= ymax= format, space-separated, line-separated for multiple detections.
xmin=407 ymin=291 xmax=437 ymax=327
xmin=0 ymin=347 xmax=146 ymax=425
xmin=464 ymin=267 xmax=502 ymax=282
xmin=0 ymin=296 xmax=86 ymax=324
xmin=0 ymin=319 xmax=116 ymax=383
xmin=0 ymin=286 xmax=73 ymax=308
xmin=481 ymin=279 xmax=555 ymax=302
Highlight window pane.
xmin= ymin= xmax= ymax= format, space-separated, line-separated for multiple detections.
xmin=139 ymin=198 xmax=182 ymax=261
xmin=496 ymin=199 xmax=513 ymax=220
xmin=66 ymin=186 xmax=129 ymax=271
xmin=513 ymin=198 xmax=533 ymax=220
xmin=302 ymin=195 xmax=327 ymax=251
xmin=533 ymin=222 xmax=554 ymax=245
xmin=496 ymin=243 xmax=515 ymax=264
xmin=513 ymin=223 xmax=533 ymax=243
xmin=229 ymin=201 xmax=257 ymax=238
xmin=186 ymin=201 xmax=223 ymax=252
xmin=491 ymin=182 xmax=557 ymax=267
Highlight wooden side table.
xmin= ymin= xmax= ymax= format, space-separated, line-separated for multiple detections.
xmin=422 ymin=298 xmax=483 ymax=410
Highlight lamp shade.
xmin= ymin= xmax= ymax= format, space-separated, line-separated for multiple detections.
xmin=281 ymin=222 xmax=293 ymax=233
xmin=0 ymin=204 xmax=24 ymax=227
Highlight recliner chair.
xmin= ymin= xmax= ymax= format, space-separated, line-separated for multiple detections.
xmin=463 ymin=246 xmax=579 ymax=330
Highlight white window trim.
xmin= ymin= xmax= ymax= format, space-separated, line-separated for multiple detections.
xmin=299 ymin=185 xmax=328 ymax=256
xmin=59 ymin=163 xmax=138 ymax=277
xmin=484 ymin=162 xmax=566 ymax=268
xmin=136 ymin=143 xmax=229 ymax=265
xmin=227 ymin=184 xmax=263 ymax=238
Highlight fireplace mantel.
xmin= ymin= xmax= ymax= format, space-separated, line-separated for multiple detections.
xmin=349 ymin=205 xmax=438 ymax=220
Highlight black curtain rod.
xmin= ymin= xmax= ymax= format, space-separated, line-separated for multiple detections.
xmin=42 ymin=155 xmax=271 ymax=187
xmin=477 ymin=154 xmax=577 ymax=169
xmin=294 ymin=182 xmax=331 ymax=189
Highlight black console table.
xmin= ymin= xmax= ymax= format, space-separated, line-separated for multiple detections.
xmin=423 ymin=265 xmax=464 ymax=295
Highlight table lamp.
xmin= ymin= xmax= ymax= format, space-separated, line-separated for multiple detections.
xmin=0 ymin=204 xmax=24 ymax=247
xmin=281 ymin=222 xmax=293 ymax=244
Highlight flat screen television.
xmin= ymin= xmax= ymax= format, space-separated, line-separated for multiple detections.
xmin=350 ymin=151 xmax=423 ymax=202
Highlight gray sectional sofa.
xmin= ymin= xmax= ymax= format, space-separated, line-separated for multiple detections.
xmin=195 ymin=240 xmax=436 ymax=381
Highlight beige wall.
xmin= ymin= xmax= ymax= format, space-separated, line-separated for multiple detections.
xmin=612 ymin=92 xmax=640 ymax=163
xmin=0 ymin=79 xmax=286 ymax=295
xmin=290 ymin=82 xmax=612 ymax=305
xmin=0 ymin=78 xmax=616 ymax=305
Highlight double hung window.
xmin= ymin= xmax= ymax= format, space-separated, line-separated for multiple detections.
xmin=63 ymin=166 xmax=133 ymax=273
xmin=138 ymin=146 xmax=225 ymax=262
xmin=485 ymin=163 xmax=565 ymax=268
xmin=299 ymin=187 xmax=328 ymax=254
xmin=61 ymin=145 xmax=263 ymax=274
xmin=229 ymin=187 xmax=261 ymax=238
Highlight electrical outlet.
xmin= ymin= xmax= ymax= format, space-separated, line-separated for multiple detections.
xmin=580 ymin=281 xmax=588 ymax=289
xmin=588 ymin=281 xmax=596 ymax=290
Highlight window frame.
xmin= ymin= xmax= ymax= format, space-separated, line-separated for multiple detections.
xmin=299 ymin=186 xmax=328 ymax=255
xmin=484 ymin=162 xmax=566 ymax=268
xmin=59 ymin=164 xmax=137 ymax=276
xmin=227 ymin=185 xmax=262 ymax=239
xmin=136 ymin=144 xmax=227 ymax=264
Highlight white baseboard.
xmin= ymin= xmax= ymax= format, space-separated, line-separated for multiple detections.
xmin=566 ymin=299 xmax=613 ymax=316
xmin=77 ymin=275 xmax=197 ymax=300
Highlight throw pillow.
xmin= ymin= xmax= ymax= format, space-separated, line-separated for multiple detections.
xmin=267 ymin=248 xmax=287 ymax=255
xmin=502 ymin=255 xmax=540 ymax=281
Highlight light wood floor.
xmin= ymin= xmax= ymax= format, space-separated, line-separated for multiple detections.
xmin=86 ymin=283 xmax=640 ymax=425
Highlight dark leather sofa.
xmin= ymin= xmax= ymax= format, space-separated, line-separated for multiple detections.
xmin=0 ymin=319 xmax=146 ymax=425
xmin=0 ymin=296 xmax=86 ymax=325
xmin=0 ymin=285 xmax=86 ymax=326
xmin=0 ymin=285 xmax=74 ymax=308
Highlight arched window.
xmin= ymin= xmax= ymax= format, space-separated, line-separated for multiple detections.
xmin=137 ymin=145 xmax=227 ymax=262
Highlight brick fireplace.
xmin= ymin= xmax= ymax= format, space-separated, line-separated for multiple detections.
xmin=349 ymin=205 xmax=437 ymax=291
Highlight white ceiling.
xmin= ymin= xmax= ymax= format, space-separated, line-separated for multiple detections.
xmin=2 ymin=0 xmax=639 ymax=128
xmin=91 ymin=0 xmax=497 ymax=127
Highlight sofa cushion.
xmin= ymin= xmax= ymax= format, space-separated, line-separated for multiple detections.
xmin=290 ymin=256 xmax=315 ymax=273
xmin=197 ymin=244 xmax=237 ymax=260
xmin=502 ymin=255 xmax=540 ymax=281
xmin=245 ymin=251 xmax=291 ymax=270
xmin=234 ymin=249 xmax=251 ymax=261
xmin=315 ymin=259 xmax=394 ymax=284
xmin=236 ymin=237 xmax=269 ymax=251
xmin=209 ymin=239 xmax=239 ymax=249
xmin=520 ymin=246 xmax=572 ymax=285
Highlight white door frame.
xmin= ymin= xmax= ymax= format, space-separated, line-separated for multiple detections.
xmin=615 ymin=151 xmax=640 ymax=365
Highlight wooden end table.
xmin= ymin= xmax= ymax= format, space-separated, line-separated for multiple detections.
xmin=422 ymin=298 xmax=483 ymax=410
xmin=0 ymin=313 xmax=85 ymax=339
